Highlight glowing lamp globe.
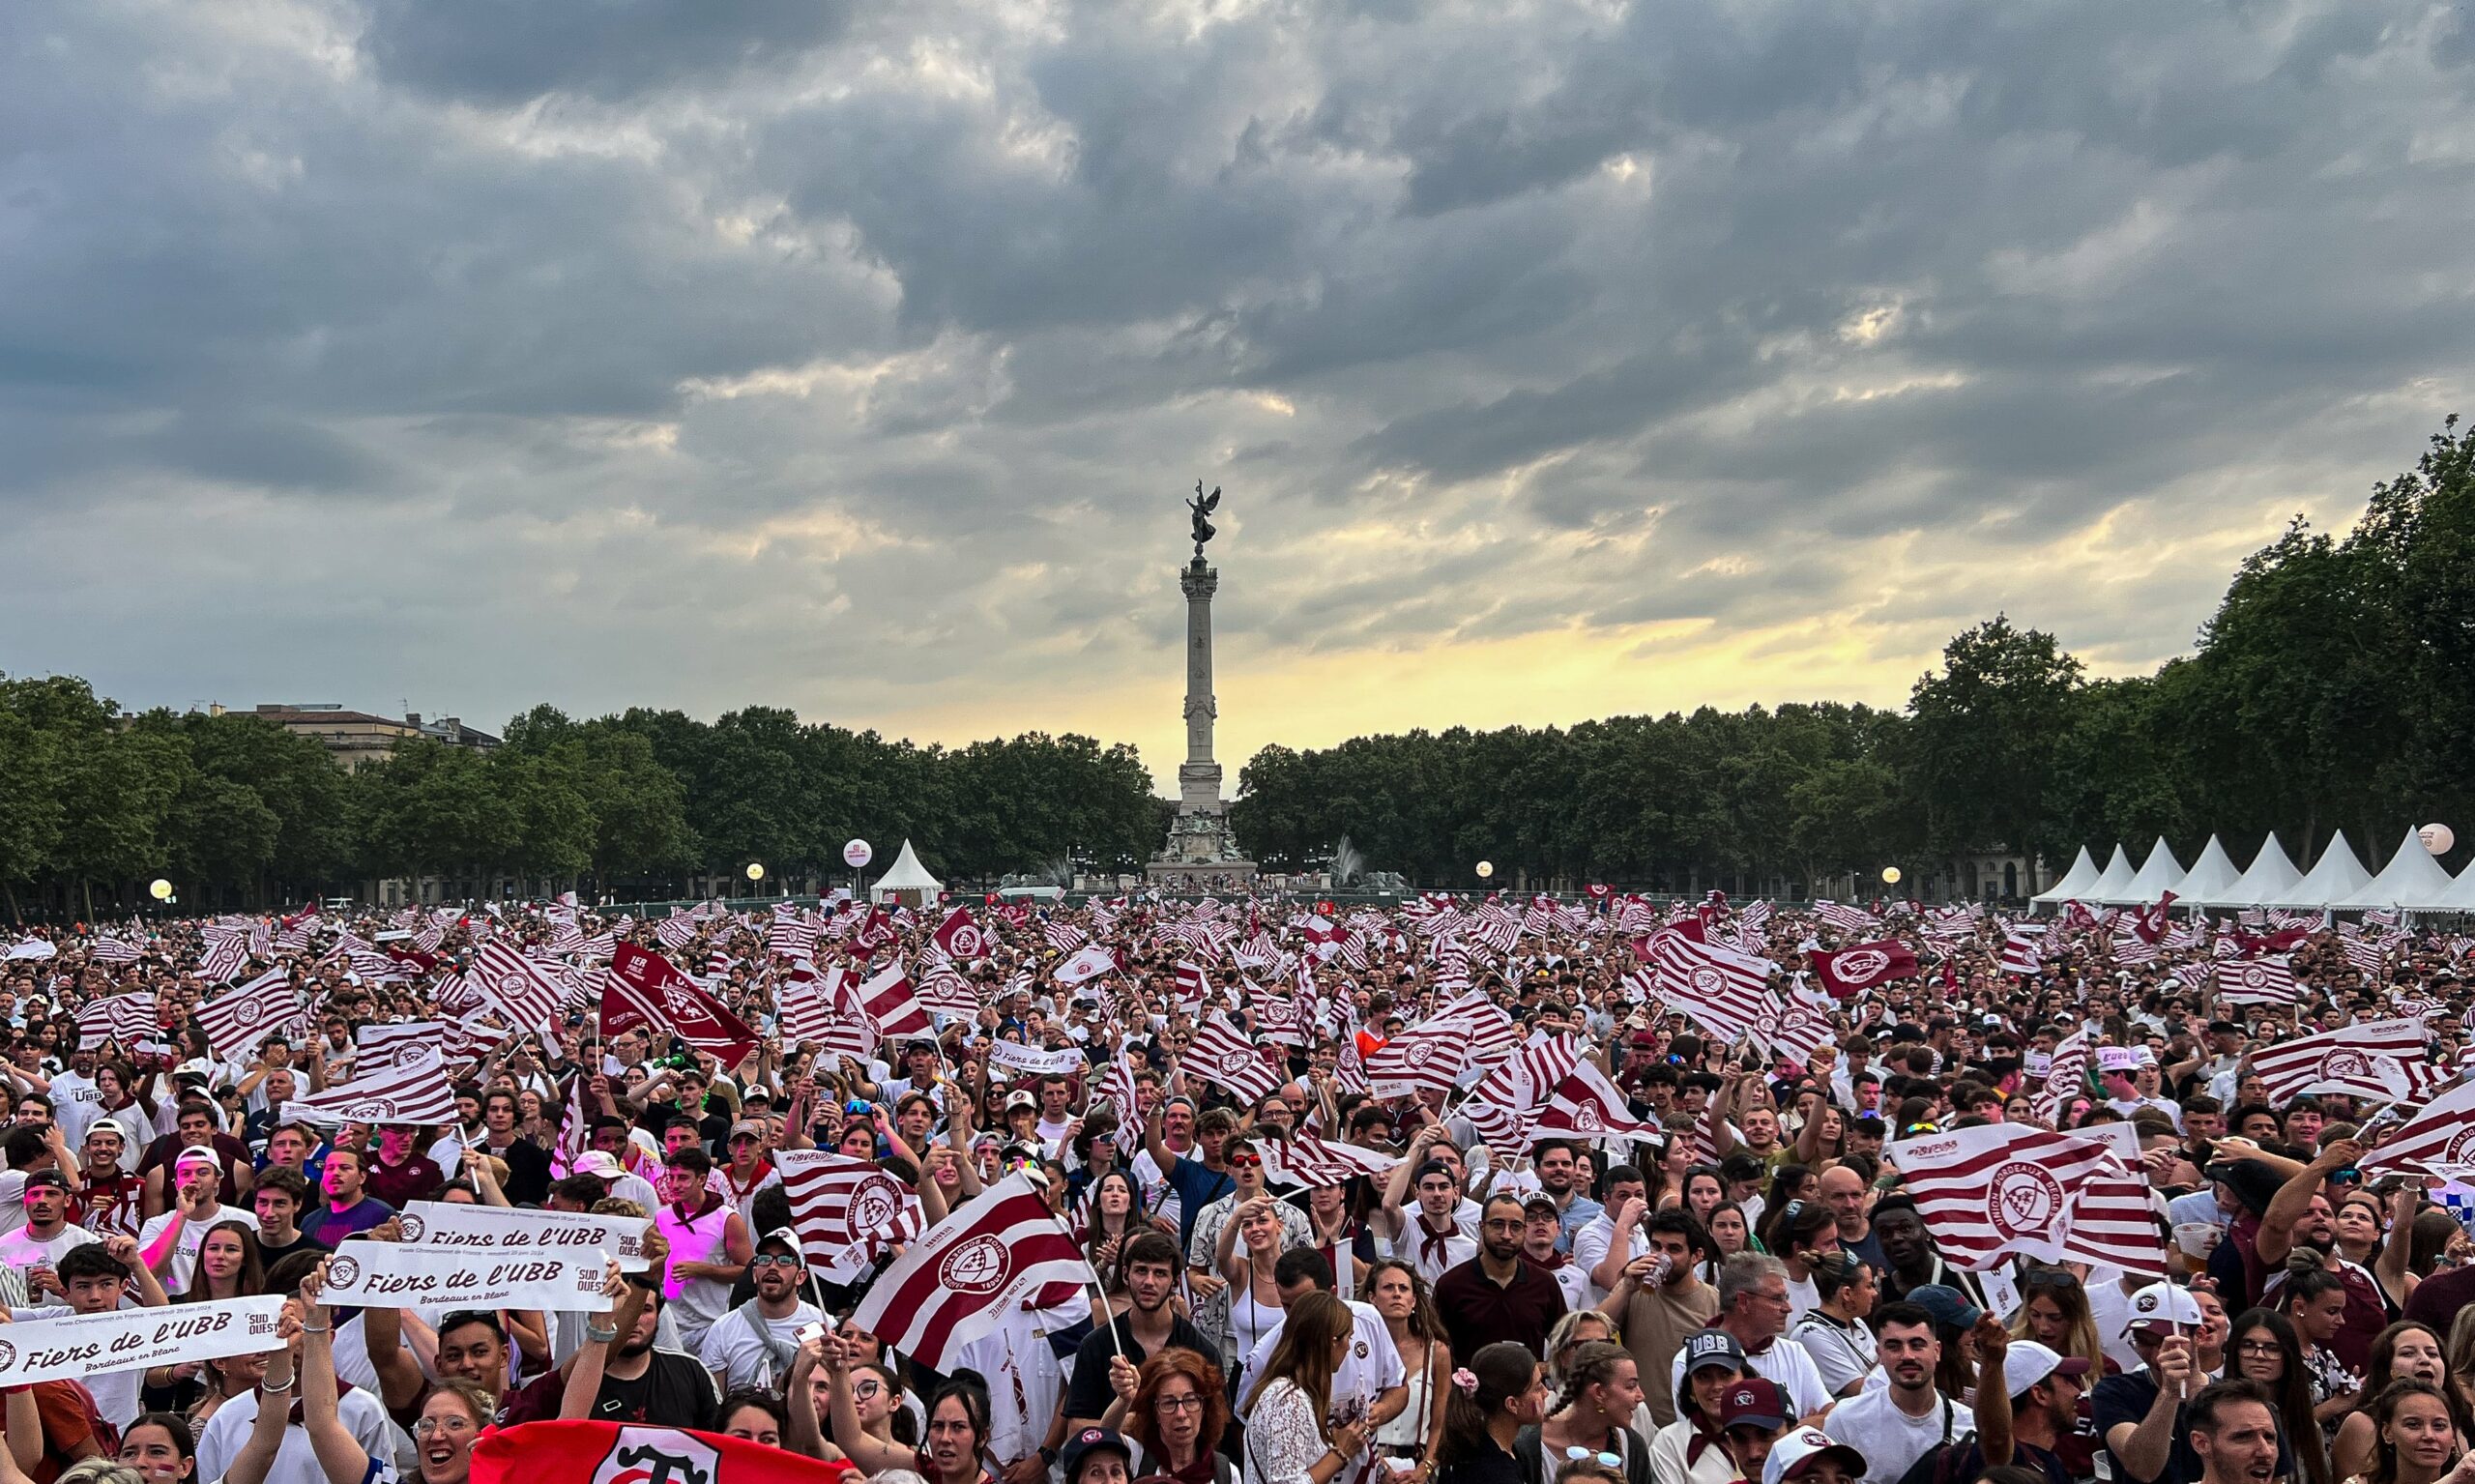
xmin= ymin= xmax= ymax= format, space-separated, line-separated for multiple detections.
xmin=149 ymin=879 xmax=173 ymax=901
xmin=745 ymin=862 xmax=766 ymax=882
xmin=1474 ymin=861 xmax=1495 ymax=879
xmin=2422 ymin=824 xmax=2456 ymax=856
xmin=1880 ymin=866 xmax=1903 ymax=885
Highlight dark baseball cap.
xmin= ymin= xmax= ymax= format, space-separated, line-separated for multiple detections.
xmin=1718 ymin=1377 xmax=1788 ymax=1433
xmin=1680 ymin=1330 xmax=1747 ymax=1376
xmin=1060 ymin=1428 xmax=1132 ymax=1482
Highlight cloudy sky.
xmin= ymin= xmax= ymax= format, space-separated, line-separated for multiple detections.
xmin=8 ymin=1 xmax=2473 ymax=790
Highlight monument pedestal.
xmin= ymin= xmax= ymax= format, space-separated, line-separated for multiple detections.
xmin=1148 ymin=550 xmax=1256 ymax=887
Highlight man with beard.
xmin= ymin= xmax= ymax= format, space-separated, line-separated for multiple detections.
xmin=1623 ymin=1208 xmax=1722 ymax=1428
xmin=301 ymin=1145 xmax=393 ymax=1243
xmin=0 ymin=1171 xmax=99 ymax=1295
xmin=1821 ymin=1301 xmax=1969 ymax=1484
xmin=1435 ymin=1192 xmax=1568 ymax=1358
xmin=520 ymin=1261 xmax=714 ymax=1427
xmin=697 ymin=1230 xmax=823 ymax=1393
xmin=2184 ymin=1382 xmax=2284 ymax=1484
xmin=1064 ymin=1232 xmax=1218 ymax=1433
xmin=1869 ymin=1196 xmax=1976 ymax=1307
xmin=136 ymin=1147 xmax=257 ymax=1290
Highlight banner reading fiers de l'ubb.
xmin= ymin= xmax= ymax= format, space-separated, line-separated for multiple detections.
xmin=0 ymin=1297 xmax=287 ymax=1388
xmin=398 ymin=1201 xmax=654 ymax=1272
xmin=319 ymin=1241 xmax=611 ymax=1311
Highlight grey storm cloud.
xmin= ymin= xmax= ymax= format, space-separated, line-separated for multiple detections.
xmin=5 ymin=0 xmax=2474 ymax=779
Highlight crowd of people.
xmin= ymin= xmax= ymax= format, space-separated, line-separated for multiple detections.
xmin=0 ymin=887 xmax=2468 ymax=1484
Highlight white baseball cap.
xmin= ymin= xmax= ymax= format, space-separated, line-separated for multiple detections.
xmin=1762 ymin=1428 xmax=1866 ymax=1484
xmin=2120 ymin=1281 xmax=2205 ymax=1335
xmin=2001 ymin=1340 xmax=2092 ymax=1397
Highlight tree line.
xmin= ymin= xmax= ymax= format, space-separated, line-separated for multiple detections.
xmin=1228 ymin=416 xmax=2475 ymax=894
xmin=7 ymin=416 xmax=2471 ymax=917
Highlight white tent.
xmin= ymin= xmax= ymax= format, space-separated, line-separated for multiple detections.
xmin=2271 ymin=830 xmax=2372 ymax=910
xmin=2168 ymin=835 xmax=2242 ymax=906
xmin=2033 ymin=847 xmax=2102 ymax=903
xmin=868 ymin=838 xmax=945 ymax=908
xmin=2103 ymin=838 xmax=2186 ymax=905
xmin=2331 ymin=827 xmax=2459 ymax=912
xmin=2419 ymin=858 xmax=2475 ymax=915
xmin=2083 ymin=845 xmax=2136 ymax=903
xmin=2218 ymin=833 xmax=2306 ymax=908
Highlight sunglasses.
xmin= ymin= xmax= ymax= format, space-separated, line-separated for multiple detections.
xmin=1226 ymin=1152 xmax=1263 ymax=1168
xmin=2022 ymin=1268 xmax=2082 ymax=1291
xmin=751 ymin=1254 xmax=802 ymax=1268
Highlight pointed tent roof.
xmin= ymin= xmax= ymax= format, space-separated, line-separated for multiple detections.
xmin=2421 ymin=857 xmax=2475 ymax=915
xmin=2107 ymin=838 xmax=2186 ymax=905
xmin=2083 ymin=845 xmax=2136 ymax=903
xmin=2272 ymin=830 xmax=2372 ymax=909
xmin=2331 ymin=827 xmax=2460 ymax=912
xmin=2169 ymin=835 xmax=2243 ymax=905
xmin=2033 ymin=847 xmax=2102 ymax=903
xmin=2219 ymin=833 xmax=2306 ymax=908
xmin=870 ymin=838 xmax=943 ymax=893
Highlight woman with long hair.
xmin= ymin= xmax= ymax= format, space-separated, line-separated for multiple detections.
xmin=414 ymin=1379 xmax=495 ymax=1484
xmin=1242 ymin=1293 xmax=1367 ymax=1484
xmin=1790 ymin=1253 xmax=1878 ymax=1398
xmin=1543 ymin=1313 xmax=1619 ymax=1394
xmin=714 ymin=1389 xmax=789 ymax=1450
xmin=1303 ymin=1180 xmax=1376 ymax=1301
xmin=1678 ymin=1169 xmax=1723 ymax=1230
xmin=1125 ymin=1348 xmax=1234 ymax=1484
xmin=1760 ymin=1167 xmax=1817 ymax=1233
xmin=176 ymin=1222 xmax=264 ymax=1305
xmin=1696 ymin=1207 xmax=1751 ymax=1285
xmin=1762 ymin=1202 xmax=1840 ymax=1324
xmin=1082 ymin=1171 xmax=1146 ymax=1301
xmin=1221 ymin=1195 xmax=1292 ymax=1379
xmin=832 ymin=1367 xmax=997 ymax=1484
xmin=1368 ymin=1261 xmax=1451 ymax=1483
xmin=2232 ymin=1308 xmax=2335 ymax=1484
xmin=1527 ymin=1341 xmax=1647 ymax=1484
xmin=2345 ymin=1379 xmax=2475 ymax=1484
xmin=2336 ymin=1324 xmax=2468 ymax=1482
xmin=1436 ymin=1341 xmax=1549 ymax=1484
xmin=2011 ymin=1268 xmax=2109 ymax=1377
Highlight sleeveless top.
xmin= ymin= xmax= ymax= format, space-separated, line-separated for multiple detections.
xmin=656 ymin=1198 xmax=736 ymax=1337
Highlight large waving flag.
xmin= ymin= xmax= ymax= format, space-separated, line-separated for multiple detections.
xmin=470 ymin=1420 xmax=859 ymax=1484
xmin=604 ymin=945 xmax=761 ymax=1065
xmin=1807 ymin=941 xmax=1918 ymax=999
xmin=192 ymin=969 xmax=304 ymax=1061
xmin=2362 ymin=1079 xmax=2475 ymax=1178
xmin=1890 ymin=1123 xmax=2167 ymax=1276
xmin=779 ymin=1149 xmax=925 ymax=1281
xmin=472 ymin=939 xmax=568 ymax=1034
xmin=1651 ymin=932 xmax=1774 ymax=1042
xmin=282 ymin=1049 xmax=457 ymax=1128
xmin=1530 ymin=1060 xmax=1660 ymax=1145
xmin=847 ymin=1174 xmax=1086 ymax=1370
xmin=2252 ymin=1017 xmax=2433 ymax=1103
xmin=1184 ymin=1013 xmax=1283 ymax=1104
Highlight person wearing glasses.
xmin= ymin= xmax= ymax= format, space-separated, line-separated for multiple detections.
xmin=716 ymin=1119 xmax=783 ymax=1226
xmin=1666 ymin=1255 xmax=1831 ymax=1423
xmin=698 ymin=1229 xmax=824 ymax=1393
xmin=1190 ymin=1136 xmax=1310 ymax=1366
xmin=1125 ymin=1348 xmax=1236 ymax=1484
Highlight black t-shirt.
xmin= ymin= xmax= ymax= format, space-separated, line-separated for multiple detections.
xmin=255 ymin=1231 xmax=331 ymax=1269
xmin=1898 ymin=1439 xmax=2071 ymax=1484
xmin=636 ymin=1099 xmax=732 ymax=1152
xmin=1439 ymin=1440 xmax=1523 ymax=1484
xmin=1063 ymin=1313 xmax=1220 ymax=1422
xmin=505 ymin=1349 xmax=716 ymax=1428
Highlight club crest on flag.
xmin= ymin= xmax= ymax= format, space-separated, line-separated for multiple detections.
xmin=590 ymin=1428 xmax=719 ymax=1484
xmin=1833 ymin=948 xmax=1890 ymax=982
xmin=1987 ymin=1162 xmax=2066 ymax=1239
xmin=936 ymin=1233 xmax=1013 ymax=1295
xmin=847 ymin=1174 xmax=907 ymax=1235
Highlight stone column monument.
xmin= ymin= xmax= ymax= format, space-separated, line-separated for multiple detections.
xmin=1149 ymin=483 xmax=1256 ymax=887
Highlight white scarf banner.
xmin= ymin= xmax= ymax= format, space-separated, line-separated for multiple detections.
xmin=0 ymin=1297 xmax=286 ymax=1386
xmin=397 ymin=1202 xmax=654 ymax=1272
xmin=320 ymin=1240 xmax=611 ymax=1311
xmin=983 ymin=1039 xmax=1086 ymax=1077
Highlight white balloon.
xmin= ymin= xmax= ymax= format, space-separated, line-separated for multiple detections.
xmin=1474 ymin=860 xmax=1495 ymax=879
xmin=744 ymin=861 xmax=766 ymax=881
xmin=2422 ymin=824 xmax=2456 ymax=855
xmin=843 ymin=839 xmax=874 ymax=868
xmin=1880 ymin=866 xmax=1903 ymax=885
xmin=148 ymin=878 xmax=173 ymax=901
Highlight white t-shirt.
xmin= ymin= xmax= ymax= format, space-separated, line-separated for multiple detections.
xmin=1243 ymin=1298 xmax=1405 ymax=1428
xmin=136 ymin=1205 xmax=260 ymax=1292
xmin=1670 ymin=1332 xmax=1832 ymax=1420
xmin=0 ymin=1223 xmax=99 ymax=1276
xmin=48 ymin=1070 xmax=103 ymax=1147
xmin=195 ymin=1381 xmax=408 ymax=1484
xmin=0 ymin=1172 xmax=24 ymax=1237
xmin=698 ymin=1298 xmax=823 ymax=1393
xmin=1785 ymin=1273 xmax=1820 ymax=1327
xmin=1570 ymin=1214 xmax=1648 ymax=1307
xmin=1791 ymin=1311 xmax=1878 ymax=1396
xmin=1820 ymin=1383 xmax=1970 ymax=1484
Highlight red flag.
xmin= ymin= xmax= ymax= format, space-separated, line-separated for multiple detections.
xmin=604 ymin=945 xmax=761 ymax=1065
xmin=847 ymin=1174 xmax=1088 ymax=1369
xmin=854 ymin=960 xmax=933 ymax=1040
xmin=2131 ymin=891 xmax=2179 ymax=945
xmin=1584 ymin=884 xmax=1612 ymax=901
xmin=932 ymin=906 xmax=990 ymax=960
xmin=471 ymin=1420 xmax=857 ymax=1484
xmin=1806 ymin=941 xmax=1919 ymax=1000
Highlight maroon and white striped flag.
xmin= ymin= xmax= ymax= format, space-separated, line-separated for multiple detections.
xmin=1531 ymin=1060 xmax=1660 ymax=1144
xmin=1263 ymin=1133 xmax=1401 ymax=1189
xmin=846 ymin=1174 xmax=1087 ymax=1369
xmin=1651 ymin=932 xmax=1774 ymax=1042
xmin=2361 ymin=1079 xmax=2475 ymax=1178
xmin=2031 ymin=1029 xmax=2091 ymax=1126
xmin=1183 ymin=1013 xmax=1282 ymax=1103
xmin=1053 ymin=944 xmax=1119 ymax=987
xmin=1889 ymin=1122 xmax=2167 ymax=1275
xmin=2252 ymin=1018 xmax=2433 ymax=1103
xmin=779 ymin=1149 xmax=926 ymax=1280
xmin=603 ymin=945 xmax=762 ymax=1065
xmin=1813 ymin=901 xmax=1879 ymax=935
xmin=782 ymin=961 xmax=877 ymax=1062
xmin=854 ymin=960 xmax=933 ymax=1041
xmin=1096 ymin=1045 xmax=1144 ymax=1155
xmin=2216 ymin=956 xmax=2299 ymax=1005
xmin=1998 ymin=925 xmax=2046 ymax=977
xmin=472 ymin=940 xmax=568 ymax=1035
xmin=1042 ymin=920 xmax=1088 ymax=953
xmin=1173 ymin=960 xmax=1210 ymax=1012
xmin=1808 ymin=941 xmax=1918 ymax=999
xmin=283 ymin=1048 xmax=457 ymax=1127
xmin=76 ymin=991 xmax=158 ymax=1049
xmin=192 ymin=968 xmax=303 ymax=1060
xmin=932 ymin=907 xmax=991 ymax=961
xmin=1757 ymin=986 xmax=1840 ymax=1067
xmin=1468 ymin=1031 xmax=1585 ymax=1114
